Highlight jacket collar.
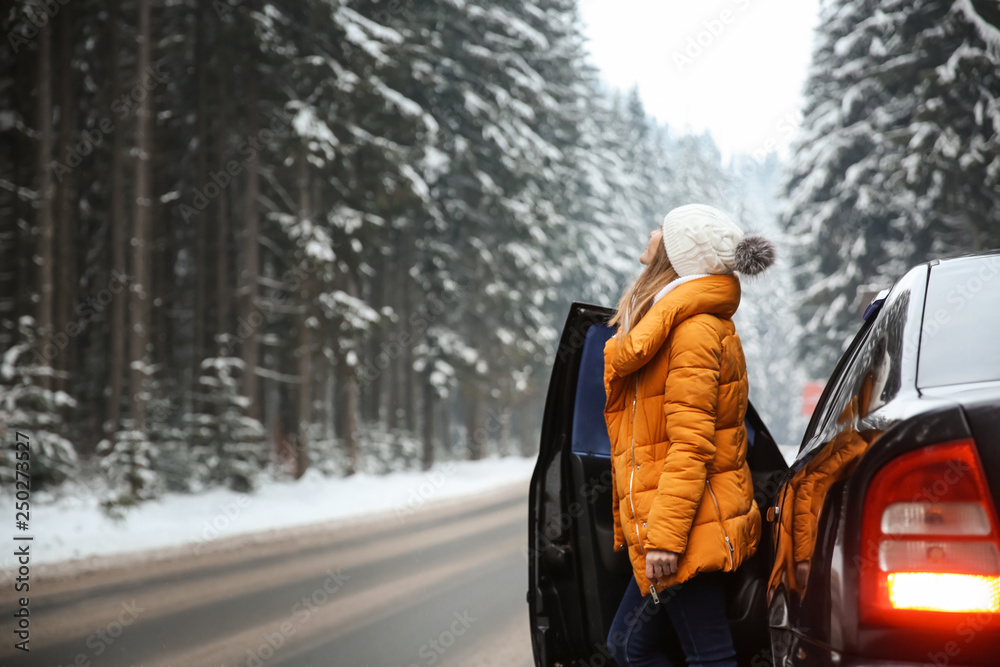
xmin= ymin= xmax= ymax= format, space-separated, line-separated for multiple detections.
xmin=610 ymin=273 xmax=740 ymax=377
xmin=651 ymin=273 xmax=711 ymax=304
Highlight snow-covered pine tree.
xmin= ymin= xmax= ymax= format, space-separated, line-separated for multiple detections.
xmin=782 ymin=0 xmax=897 ymax=377
xmin=381 ymin=0 xmax=585 ymax=460
xmin=96 ymin=422 xmax=161 ymax=511
xmin=0 ymin=316 xmax=78 ymax=488
xmin=1 ymin=0 xmax=841 ymax=499
xmin=730 ymin=155 xmax=811 ymax=448
xmin=784 ymin=0 xmax=1000 ymax=377
xmin=96 ymin=364 xmax=180 ymax=508
xmin=471 ymin=0 xmax=602 ymax=457
xmin=557 ymin=86 xmax=671 ymax=309
xmin=186 ymin=355 xmax=267 ymax=492
xmin=557 ymin=86 xmax=642 ymax=306
xmin=145 ymin=375 xmax=193 ymax=493
xmin=670 ymin=132 xmax=730 ymax=208
xmin=255 ymin=0 xmax=438 ymax=471
xmin=900 ymin=0 xmax=1000 ymax=255
xmin=617 ymin=89 xmax=678 ymax=221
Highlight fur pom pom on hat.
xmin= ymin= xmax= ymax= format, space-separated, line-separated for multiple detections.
xmin=661 ymin=204 xmax=775 ymax=277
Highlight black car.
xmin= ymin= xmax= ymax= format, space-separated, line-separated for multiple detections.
xmin=528 ymin=252 xmax=1000 ymax=666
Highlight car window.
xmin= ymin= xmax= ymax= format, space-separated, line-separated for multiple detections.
xmin=800 ymin=324 xmax=872 ymax=456
xmin=800 ymin=283 xmax=911 ymax=457
xmin=918 ymin=257 xmax=1000 ymax=388
xmin=571 ymin=323 xmax=615 ymax=456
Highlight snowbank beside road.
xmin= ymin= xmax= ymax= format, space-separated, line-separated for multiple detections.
xmin=5 ymin=455 xmax=535 ymax=568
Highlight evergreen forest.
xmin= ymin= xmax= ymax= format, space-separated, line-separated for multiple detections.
xmin=1 ymin=0 xmax=997 ymax=507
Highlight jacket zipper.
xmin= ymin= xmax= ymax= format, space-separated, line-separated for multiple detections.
xmin=627 ymin=374 xmax=659 ymax=602
xmin=706 ymin=479 xmax=735 ymax=570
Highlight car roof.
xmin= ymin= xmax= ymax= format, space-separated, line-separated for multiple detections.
xmin=926 ymin=249 xmax=1000 ymax=268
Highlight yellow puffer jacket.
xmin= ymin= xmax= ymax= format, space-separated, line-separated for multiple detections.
xmin=604 ymin=274 xmax=761 ymax=596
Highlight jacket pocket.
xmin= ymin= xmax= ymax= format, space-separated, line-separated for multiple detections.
xmin=706 ymin=479 xmax=735 ymax=570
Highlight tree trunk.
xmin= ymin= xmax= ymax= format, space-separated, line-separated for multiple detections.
xmin=387 ymin=242 xmax=401 ymax=432
xmin=518 ymin=396 xmax=540 ymax=456
xmin=54 ymin=3 xmax=76 ymax=399
xmin=466 ymin=392 xmax=484 ymax=460
xmin=294 ymin=153 xmax=312 ymax=478
xmin=296 ymin=305 xmax=312 ymax=478
xmin=215 ymin=184 xmax=229 ymax=345
xmin=105 ymin=0 xmax=126 ymax=435
xmin=262 ymin=337 xmax=281 ymax=459
xmin=333 ymin=352 xmax=344 ymax=435
xmin=366 ymin=250 xmax=387 ymax=423
xmin=341 ymin=270 xmax=362 ymax=475
xmin=129 ymin=0 xmax=153 ymax=435
xmin=240 ymin=66 xmax=260 ymax=420
xmin=401 ymin=235 xmax=417 ymax=433
xmin=495 ymin=378 xmax=512 ymax=457
xmin=193 ymin=0 xmax=209 ymax=388
xmin=296 ymin=306 xmax=312 ymax=478
xmin=151 ymin=189 xmax=172 ymax=414
xmin=441 ymin=393 xmax=453 ymax=456
xmin=499 ymin=406 xmax=512 ymax=457
xmin=215 ymin=74 xmax=229 ymax=347
xmin=421 ymin=374 xmax=435 ymax=470
xmin=343 ymin=370 xmax=360 ymax=476
xmin=323 ymin=354 xmax=334 ymax=441
xmin=36 ymin=9 xmax=54 ymax=391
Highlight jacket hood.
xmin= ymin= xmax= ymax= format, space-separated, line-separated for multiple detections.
xmin=610 ymin=273 xmax=740 ymax=377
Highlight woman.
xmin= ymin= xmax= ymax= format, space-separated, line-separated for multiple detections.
xmin=603 ymin=204 xmax=775 ymax=666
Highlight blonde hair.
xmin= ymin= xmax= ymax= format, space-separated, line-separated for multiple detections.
xmin=608 ymin=240 xmax=679 ymax=334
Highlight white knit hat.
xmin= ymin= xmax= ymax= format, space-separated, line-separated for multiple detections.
xmin=661 ymin=204 xmax=775 ymax=277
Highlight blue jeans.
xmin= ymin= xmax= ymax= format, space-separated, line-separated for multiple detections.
xmin=606 ymin=572 xmax=737 ymax=667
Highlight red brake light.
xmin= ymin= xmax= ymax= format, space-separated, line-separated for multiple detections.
xmin=860 ymin=440 xmax=1000 ymax=624
xmin=887 ymin=573 xmax=1000 ymax=613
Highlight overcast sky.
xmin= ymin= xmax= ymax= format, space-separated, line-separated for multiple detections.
xmin=578 ymin=0 xmax=821 ymax=160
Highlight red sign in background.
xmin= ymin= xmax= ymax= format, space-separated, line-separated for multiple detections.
xmin=801 ymin=381 xmax=825 ymax=417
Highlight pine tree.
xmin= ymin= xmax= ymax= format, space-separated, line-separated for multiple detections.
xmin=558 ymin=87 xmax=654 ymax=306
xmin=145 ymin=376 xmax=192 ymax=493
xmin=901 ymin=0 xmax=1000 ymax=254
xmin=782 ymin=0 xmax=897 ymax=377
xmin=0 ymin=316 xmax=78 ymax=488
xmin=670 ymin=132 xmax=729 ymax=208
xmin=187 ymin=354 xmax=267 ymax=492
xmin=97 ymin=423 xmax=161 ymax=511
xmin=784 ymin=0 xmax=1000 ymax=377
xmin=0 ymin=0 xmax=819 ymax=498
xmin=98 ymin=364 xmax=166 ymax=509
xmin=731 ymin=154 xmax=810 ymax=447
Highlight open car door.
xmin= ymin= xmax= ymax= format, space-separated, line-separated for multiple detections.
xmin=528 ymin=302 xmax=789 ymax=667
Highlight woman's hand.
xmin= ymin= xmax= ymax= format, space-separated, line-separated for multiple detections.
xmin=645 ymin=549 xmax=680 ymax=581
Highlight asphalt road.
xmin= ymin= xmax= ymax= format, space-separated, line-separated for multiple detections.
xmin=0 ymin=483 xmax=535 ymax=667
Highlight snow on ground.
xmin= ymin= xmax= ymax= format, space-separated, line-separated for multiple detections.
xmin=3 ymin=455 xmax=535 ymax=569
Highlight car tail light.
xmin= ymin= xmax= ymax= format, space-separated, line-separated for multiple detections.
xmin=860 ymin=440 xmax=1000 ymax=623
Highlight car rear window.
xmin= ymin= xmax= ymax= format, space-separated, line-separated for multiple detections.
xmin=918 ymin=256 xmax=1000 ymax=388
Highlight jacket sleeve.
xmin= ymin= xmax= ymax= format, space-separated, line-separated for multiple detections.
xmin=644 ymin=319 xmax=721 ymax=554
